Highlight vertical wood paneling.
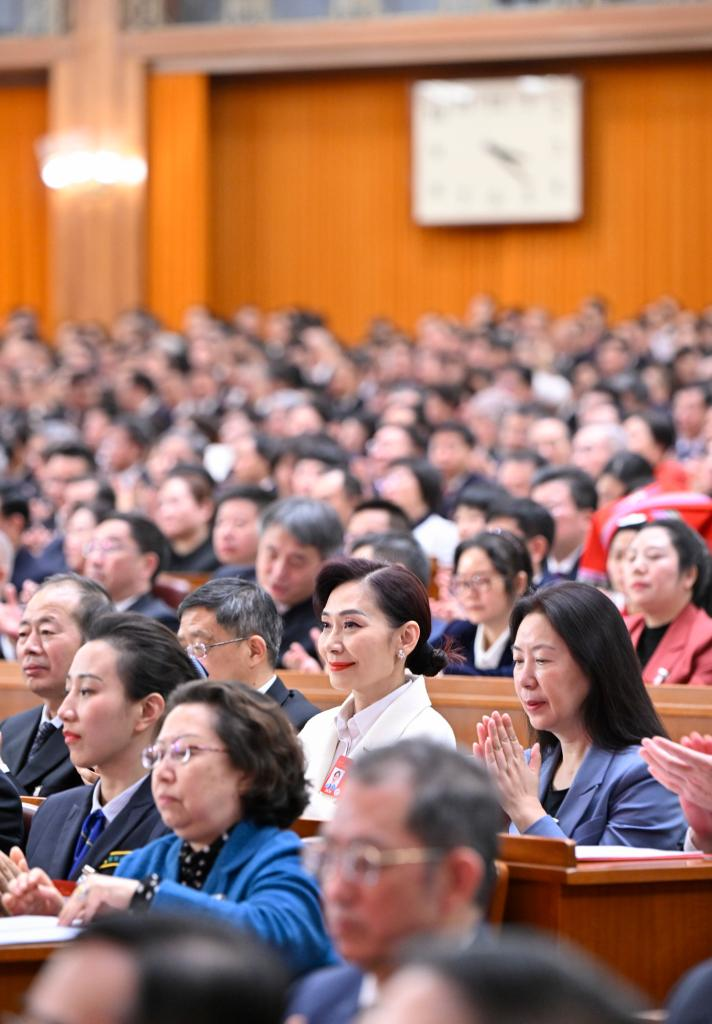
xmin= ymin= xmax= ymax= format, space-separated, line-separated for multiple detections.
xmin=204 ymin=55 xmax=712 ymax=339
xmin=0 ymin=82 xmax=47 ymax=327
xmin=148 ymin=73 xmax=210 ymax=329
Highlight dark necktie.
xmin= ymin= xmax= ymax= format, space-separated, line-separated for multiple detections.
xmin=28 ymin=721 xmax=56 ymax=761
xmin=71 ymin=809 xmax=107 ymax=875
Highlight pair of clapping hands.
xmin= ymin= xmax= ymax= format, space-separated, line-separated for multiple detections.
xmin=640 ymin=733 xmax=712 ymax=852
xmin=473 ymin=712 xmax=545 ymax=834
xmin=0 ymin=848 xmax=138 ymax=923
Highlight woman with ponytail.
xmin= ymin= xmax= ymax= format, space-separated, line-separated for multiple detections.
xmin=299 ymin=558 xmax=455 ymax=819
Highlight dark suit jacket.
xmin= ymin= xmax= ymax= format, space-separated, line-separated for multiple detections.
xmin=441 ymin=620 xmax=514 ymax=677
xmin=27 ymin=775 xmax=168 ymax=880
xmin=127 ymin=592 xmax=179 ymax=632
xmin=278 ymin=598 xmax=320 ymax=667
xmin=287 ymin=963 xmax=363 ymax=1024
xmin=0 ymin=772 xmax=23 ymax=855
xmin=667 ymin=958 xmax=712 ymax=1024
xmin=625 ymin=602 xmax=712 ymax=686
xmin=0 ymin=706 xmax=82 ymax=797
xmin=266 ymin=676 xmax=319 ymax=731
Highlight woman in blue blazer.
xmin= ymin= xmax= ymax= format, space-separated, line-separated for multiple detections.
xmin=473 ymin=582 xmax=686 ymax=848
xmin=4 ymin=680 xmax=334 ymax=978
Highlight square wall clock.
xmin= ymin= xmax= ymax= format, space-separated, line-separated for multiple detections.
xmin=412 ymin=75 xmax=583 ymax=225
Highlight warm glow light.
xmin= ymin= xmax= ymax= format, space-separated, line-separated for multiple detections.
xmin=38 ymin=140 xmax=147 ymax=191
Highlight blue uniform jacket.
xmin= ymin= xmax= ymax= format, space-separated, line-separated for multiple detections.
xmin=441 ymin=620 xmax=514 ymax=677
xmin=511 ymin=743 xmax=686 ymax=848
xmin=115 ymin=819 xmax=336 ymax=976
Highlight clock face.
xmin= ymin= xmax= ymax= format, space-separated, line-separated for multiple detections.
xmin=412 ymin=75 xmax=583 ymax=226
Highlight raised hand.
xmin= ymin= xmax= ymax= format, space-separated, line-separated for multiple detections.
xmin=473 ymin=711 xmax=544 ymax=832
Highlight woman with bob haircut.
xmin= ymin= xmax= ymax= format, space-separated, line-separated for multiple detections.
xmin=474 ymin=582 xmax=686 ymax=848
xmin=442 ymin=530 xmax=532 ymax=677
xmin=4 ymin=680 xmax=335 ymax=977
xmin=299 ymin=558 xmax=455 ymax=820
xmin=0 ymin=612 xmax=196 ymax=890
xmin=623 ymin=516 xmax=712 ymax=685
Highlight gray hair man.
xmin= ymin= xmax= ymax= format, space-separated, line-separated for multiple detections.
xmin=255 ymin=497 xmax=343 ymax=666
xmin=1 ymin=573 xmax=112 ymax=795
xmin=289 ymin=740 xmax=502 ymax=1024
xmin=178 ymin=577 xmax=319 ymax=730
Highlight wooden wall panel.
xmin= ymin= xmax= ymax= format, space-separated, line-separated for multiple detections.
xmin=0 ymin=82 xmax=47 ymax=328
xmin=147 ymin=73 xmax=210 ymax=329
xmin=206 ymin=54 xmax=712 ymax=340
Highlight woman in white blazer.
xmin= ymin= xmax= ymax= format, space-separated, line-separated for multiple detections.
xmin=299 ymin=558 xmax=456 ymax=819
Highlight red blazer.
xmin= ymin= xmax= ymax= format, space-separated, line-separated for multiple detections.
xmin=625 ymin=603 xmax=712 ymax=687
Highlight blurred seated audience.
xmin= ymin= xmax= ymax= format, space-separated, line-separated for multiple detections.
xmin=530 ymin=467 xmax=597 ymax=582
xmin=442 ymin=531 xmax=532 ymax=677
xmin=256 ymin=496 xmax=343 ymax=665
xmin=378 ymin=457 xmax=459 ymax=568
xmin=84 ymin=513 xmax=178 ymax=630
xmin=155 ymin=465 xmax=219 ymax=573
xmin=211 ymin=484 xmax=276 ymax=580
xmin=344 ymin=498 xmax=411 ymax=552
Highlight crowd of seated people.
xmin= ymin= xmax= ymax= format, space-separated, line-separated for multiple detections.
xmin=0 ymin=295 xmax=710 ymax=1016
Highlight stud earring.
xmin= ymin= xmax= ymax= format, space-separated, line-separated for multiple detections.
xmin=398 ymin=648 xmax=406 ymax=660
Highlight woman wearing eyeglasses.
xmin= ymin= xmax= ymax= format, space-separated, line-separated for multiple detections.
xmin=0 ymin=613 xmax=194 ymax=898
xmin=4 ymin=680 xmax=335 ymax=978
xmin=442 ymin=531 xmax=532 ymax=677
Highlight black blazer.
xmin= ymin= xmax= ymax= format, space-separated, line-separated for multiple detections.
xmin=266 ymin=677 xmax=319 ymax=731
xmin=126 ymin=592 xmax=180 ymax=632
xmin=27 ymin=775 xmax=168 ymax=880
xmin=1 ymin=707 xmax=83 ymax=797
xmin=0 ymin=772 xmax=23 ymax=855
xmin=278 ymin=598 xmax=320 ymax=666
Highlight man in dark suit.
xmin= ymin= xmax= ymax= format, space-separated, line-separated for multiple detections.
xmin=289 ymin=741 xmax=501 ymax=1024
xmin=530 ymin=466 xmax=597 ymax=583
xmin=84 ymin=512 xmax=178 ymax=631
xmin=0 ymin=573 xmax=112 ymax=796
xmin=177 ymin=577 xmax=319 ymax=730
xmin=255 ymin=497 xmax=343 ymax=666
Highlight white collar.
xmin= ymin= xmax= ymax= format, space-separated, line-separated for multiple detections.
xmin=473 ymin=624 xmax=511 ymax=670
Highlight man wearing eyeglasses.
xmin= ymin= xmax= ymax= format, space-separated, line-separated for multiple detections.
xmin=83 ymin=513 xmax=178 ymax=631
xmin=289 ymin=740 xmax=501 ymax=1024
xmin=177 ymin=578 xmax=319 ymax=730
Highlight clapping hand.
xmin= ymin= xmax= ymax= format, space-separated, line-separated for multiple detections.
xmin=473 ymin=711 xmax=544 ymax=833
xmin=640 ymin=733 xmax=712 ymax=852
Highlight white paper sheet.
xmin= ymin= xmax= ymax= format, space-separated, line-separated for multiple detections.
xmin=576 ymin=846 xmax=709 ymax=862
xmin=0 ymin=915 xmax=79 ymax=945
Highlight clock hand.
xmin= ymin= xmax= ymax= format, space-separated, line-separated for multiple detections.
xmin=483 ymin=140 xmax=522 ymax=168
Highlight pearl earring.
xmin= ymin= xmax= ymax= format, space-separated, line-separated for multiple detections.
xmin=398 ymin=648 xmax=406 ymax=660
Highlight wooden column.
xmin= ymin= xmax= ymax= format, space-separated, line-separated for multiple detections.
xmin=147 ymin=73 xmax=210 ymax=330
xmin=48 ymin=0 xmax=145 ymax=327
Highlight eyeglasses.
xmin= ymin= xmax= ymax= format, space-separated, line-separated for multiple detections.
xmin=141 ymin=739 xmax=228 ymax=770
xmin=302 ymin=840 xmax=445 ymax=886
xmin=184 ymin=636 xmax=248 ymax=660
xmin=449 ymin=574 xmax=496 ymax=595
xmin=83 ymin=539 xmax=132 ymax=556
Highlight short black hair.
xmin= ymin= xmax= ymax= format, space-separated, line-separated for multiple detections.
xmin=454 ymin=482 xmax=508 ymax=514
xmin=86 ymin=612 xmax=196 ymax=703
xmin=215 ymin=485 xmax=277 ymax=514
xmin=429 ymin=421 xmax=475 ymax=447
xmin=531 ymin=466 xmax=598 ymax=512
xmin=600 ymin=452 xmax=655 ymax=494
xmin=486 ymin=497 xmax=555 ymax=550
xmin=387 ymin=458 xmax=444 ymax=516
xmin=42 ymin=441 xmax=96 ymax=471
xmin=351 ymin=531 xmax=431 ymax=586
xmin=167 ymin=680 xmax=308 ymax=827
xmin=404 ymin=930 xmax=641 ymax=1024
xmin=454 ymin=530 xmax=533 ymax=596
xmin=98 ymin=512 xmax=170 ymax=579
xmin=73 ymin=913 xmax=288 ymax=1024
xmin=350 ymin=498 xmax=411 ymax=532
